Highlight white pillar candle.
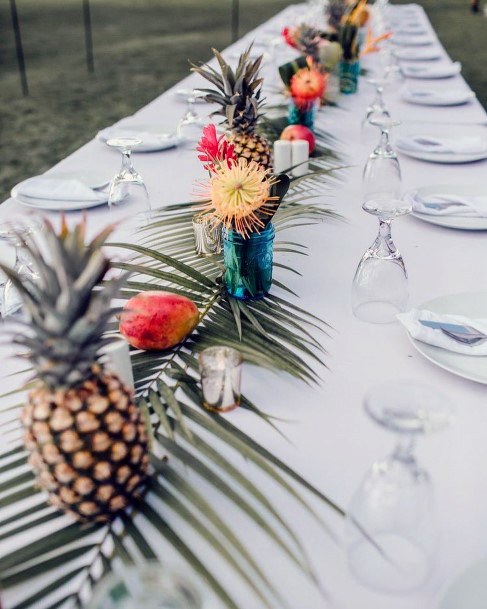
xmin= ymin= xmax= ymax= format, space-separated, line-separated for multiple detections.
xmin=273 ymin=140 xmax=292 ymax=174
xmin=101 ymin=336 xmax=135 ymax=390
xmin=291 ymin=140 xmax=309 ymax=177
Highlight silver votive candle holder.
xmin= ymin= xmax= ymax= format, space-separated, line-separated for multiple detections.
xmin=192 ymin=214 xmax=222 ymax=257
xmin=198 ymin=346 xmax=242 ymax=413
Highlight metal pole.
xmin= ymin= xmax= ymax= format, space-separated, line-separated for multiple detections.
xmin=82 ymin=0 xmax=95 ymax=73
xmin=10 ymin=0 xmax=28 ymax=96
xmin=231 ymin=0 xmax=239 ymax=43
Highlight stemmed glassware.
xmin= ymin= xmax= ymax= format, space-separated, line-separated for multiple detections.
xmin=362 ymin=77 xmax=391 ymax=138
xmin=345 ymin=381 xmax=453 ymax=593
xmin=352 ymin=197 xmax=411 ymax=324
xmin=0 ymin=217 xmax=42 ymax=319
xmin=363 ymin=116 xmax=402 ymax=205
xmin=354 ymin=116 xmax=408 ymax=323
xmin=176 ymin=90 xmax=206 ymax=144
xmin=106 ymin=137 xmax=152 ymax=224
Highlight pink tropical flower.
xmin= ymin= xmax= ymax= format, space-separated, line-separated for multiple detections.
xmin=196 ymin=124 xmax=236 ymax=172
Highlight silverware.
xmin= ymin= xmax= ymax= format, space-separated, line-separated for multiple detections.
xmin=440 ymin=329 xmax=487 ymax=346
xmin=419 ymin=319 xmax=487 ymax=346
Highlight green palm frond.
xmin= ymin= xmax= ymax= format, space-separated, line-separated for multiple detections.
xmin=0 ymin=131 xmax=345 ymax=609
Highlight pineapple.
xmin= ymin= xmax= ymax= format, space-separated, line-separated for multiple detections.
xmin=191 ymin=46 xmax=272 ymax=170
xmin=3 ymin=217 xmax=149 ymax=523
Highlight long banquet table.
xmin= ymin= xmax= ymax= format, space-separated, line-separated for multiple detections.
xmin=1 ymin=3 xmax=487 ymax=609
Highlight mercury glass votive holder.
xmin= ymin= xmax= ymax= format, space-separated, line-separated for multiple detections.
xmin=198 ymin=346 xmax=242 ymax=413
xmin=192 ymin=214 xmax=222 ymax=257
xmin=88 ymin=563 xmax=202 ymax=609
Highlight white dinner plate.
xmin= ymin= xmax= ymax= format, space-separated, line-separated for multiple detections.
xmin=394 ymin=48 xmax=442 ymax=61
xmin=407 ymin=292 xmax=487 ymax=385
xmin=97 ymin=124 xmax=181 ymax=152
xmin=406 ymin=184 xmax=487 ymax=230
xmin=392 ymin=35 xmax=435 ymax=46
xmin=396 ymin=137 xmax=487 ymax=164
xmin=11 ymin=170 xmax=111 ymax=211
xmin=401 ymin=88 xmax=475 ymax=106
xmin=402 ymin=62 xmax=461 ymax=79
xmin=437 ymin=556 xmax=487 ymax=609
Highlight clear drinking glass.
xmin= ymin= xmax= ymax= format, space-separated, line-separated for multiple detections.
xmin=198 ymin=346 xmax=242 ymax=413
xmin=363 ymin=77 xmax=390 ymax=128
xmin=88 ymin=563 xmax=202 ymax=609
xmin=107 ymin=137 xmax=151 ymax=223
xmin=345 ymin=380 xmax=453 ymax=593
xmin=363 ymin=117 xmax=402 ymax=205
xmin=352 ymin=197 xmax=412 ymax=324
xmin=176 ymin=91 xmax=206 ymax=145
xmin=0 ymin=218 xmax=42 ymax=319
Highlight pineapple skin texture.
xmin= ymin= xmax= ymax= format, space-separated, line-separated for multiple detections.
xmin=229 ymin=132 xmax=273 ymax=171
xmin=22 ymin=366 xmax=150 ymax=523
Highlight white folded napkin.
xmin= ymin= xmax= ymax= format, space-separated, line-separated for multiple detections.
xmin=98 ymin=125 xmax=179 ymax=152
xmin=402 ymin=62 xmax=461 ymax=78
xmin=398 ymin=309 xmax=487 ymax=356
xmin=406 ymin=190 xmax=487 ymax=217
xmin=13 ymin=176 xmax=107 ymax=202
xmin=396 ymin=135 xmax=487 ymax=155
xmin=404 ymin=89 xmax=473 ymax=103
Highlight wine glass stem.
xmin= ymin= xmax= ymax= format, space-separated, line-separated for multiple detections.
xmin=380 ymin=128 xmax=390 ymax=152
xmin=392 ymin=436 xmax=416 ymax=465
xmin=121 ymin=149 xmax=133 ymax=173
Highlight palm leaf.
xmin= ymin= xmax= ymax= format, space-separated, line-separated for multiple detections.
xmin=0 ymin=123 xmax=348 ymax=608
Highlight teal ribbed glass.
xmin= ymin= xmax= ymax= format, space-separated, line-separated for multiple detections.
xmin=340 ymin=59 xmax=360 ymax=94
xmin=223 ymin=223 xmax=275 ymax=300
xmin=288 ymin=99 xmax=316 ymax=130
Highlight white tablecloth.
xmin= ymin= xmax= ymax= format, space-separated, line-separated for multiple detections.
xmin=1 ymin=4 xmax=487 ymax=609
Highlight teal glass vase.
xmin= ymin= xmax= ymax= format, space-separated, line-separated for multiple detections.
xmin=288 ymin=99 xmax=316 ymax=130
xmin=223 ymin=223 xmax=275 ymax=300
xmin=340 ymin=59 xmax=360 ymax=94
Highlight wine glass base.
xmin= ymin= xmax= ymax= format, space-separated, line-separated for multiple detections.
xmin=347 ymin=533 xmax=431 ymax=593
xmin=352 ymin=299 xmax=404 ymax=324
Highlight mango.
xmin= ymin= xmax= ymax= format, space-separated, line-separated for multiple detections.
xmin=119 ymin=291 xmax=199 ymax=351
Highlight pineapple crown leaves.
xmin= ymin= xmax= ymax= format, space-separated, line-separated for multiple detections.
xmin=0 ymin=216 xmax=130 ymax=387
xmin=190 ymin=45 xmax=266 ymax=133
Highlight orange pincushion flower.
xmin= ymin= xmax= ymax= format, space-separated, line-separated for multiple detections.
xmin=196 ymin=158 xmax=278 ymax=238
xmin=290 ymin=65 xmax=326 ymax=109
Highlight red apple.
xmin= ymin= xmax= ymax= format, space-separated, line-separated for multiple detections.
xmin=280 ymin=125 xmax=316 ymax=154
xmin=119 ymin=291 xmax=199 ymax=351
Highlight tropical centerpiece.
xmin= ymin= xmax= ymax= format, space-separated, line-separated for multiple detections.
xmin=191 ymin=46 xmax=272 ymax=170
xmin=195 ymin=125 xmax=289 ymax=299
xmin=288 ymin=61 xmax=327 ymax=130
xmin=337 ymin=0 xmax=369 ymax=93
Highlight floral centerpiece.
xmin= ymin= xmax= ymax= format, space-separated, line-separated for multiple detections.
xmin=195 ymin=125 xmax=289 ymax=299
xmin=288 ymin=61 xmax=327 ymax=130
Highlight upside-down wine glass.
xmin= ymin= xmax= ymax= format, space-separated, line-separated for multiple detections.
xmin=345 ymin=380 xmax=453 ymax=593
xmin=0 ymin=218 xmax=42 ymax=319
xmin=176 ymin=90 xmax=206 ymax=144
xmin=362 ymin=76 xmax=391 ymax=142
xmin=352 ymin=196 xmax=411 ymax=324
xmin=107 ymin=137 xmax=152 ymax=226
xmin=363 ymin=116 xmax=402 ymax=205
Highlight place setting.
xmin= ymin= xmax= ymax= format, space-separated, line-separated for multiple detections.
xmin=401 ymin=60 xmax=462 ymax=79
xmin=401 ymin=85 xmax=475 ymax=106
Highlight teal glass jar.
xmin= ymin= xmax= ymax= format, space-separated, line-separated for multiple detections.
xmin=340 ymin=59 xmax=360 ymax=94
xmin=288 ymin=99 xmax=316 ymax=130
xmin=223 ymin=223 xmax=275 ymax=300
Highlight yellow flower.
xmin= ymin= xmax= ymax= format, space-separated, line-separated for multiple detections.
xmin=197 ymin=158 xmax=277 ymax=238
